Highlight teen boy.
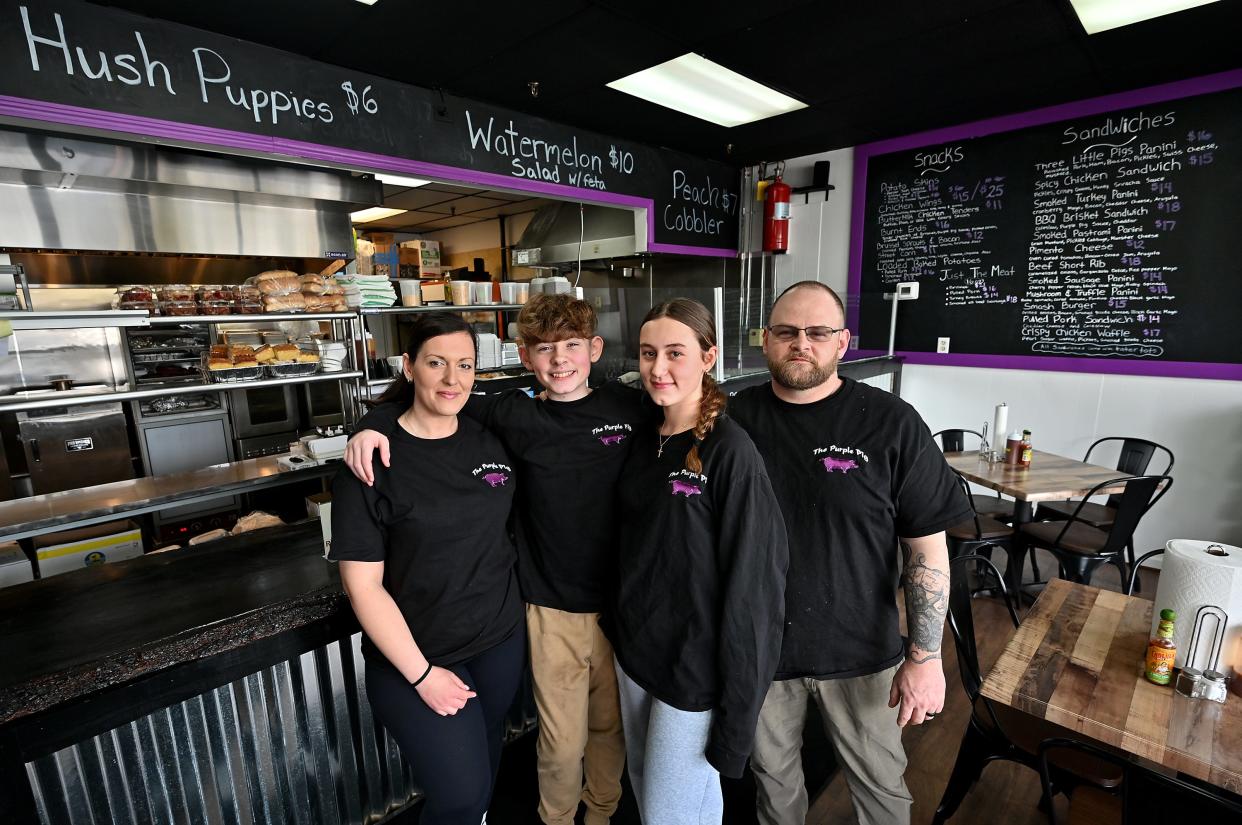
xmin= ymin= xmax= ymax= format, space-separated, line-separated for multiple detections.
xmin=346 ymin=294 xmax=643 ymax=825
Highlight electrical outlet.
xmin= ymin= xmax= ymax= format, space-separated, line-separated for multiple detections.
xmin=937 ymin=337 xmax=951 ymax=353
xmin=593 ymin=296 xmax=604 ymax=309
xmin=748 ymin=328 xmax=764 ymax=347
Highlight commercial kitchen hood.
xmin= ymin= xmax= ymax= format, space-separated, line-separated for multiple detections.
xmin=0 ymin=127 xmax=378 ymax=261
xmin=511 ymin=201 xmax=647 ymax=266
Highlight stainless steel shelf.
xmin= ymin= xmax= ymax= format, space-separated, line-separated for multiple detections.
xmin=360 ymin=304 xmax=524 ymax=315
xmin=147 ymin=312 xmax=358 ymax=324
xmin=0 ymin=310 xmax=150 ymax=330
xmin=0 ymin=371 xmax=364 ymax=413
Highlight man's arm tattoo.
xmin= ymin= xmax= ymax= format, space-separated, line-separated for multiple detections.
xmin=901 ymin=544 xmax=950 ymax=660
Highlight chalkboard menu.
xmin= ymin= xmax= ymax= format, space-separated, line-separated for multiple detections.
xmin=850 ymin=72 xmax=1242 ymax=379
xmin=0 ymin=0 xmax=737 ymax=254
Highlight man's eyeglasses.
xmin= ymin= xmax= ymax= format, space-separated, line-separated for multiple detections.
xmin=766 ymin=324 xmax=844 ymax=343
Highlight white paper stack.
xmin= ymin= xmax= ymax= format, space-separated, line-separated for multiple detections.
xmin=337 ymin=274 xmax=396 ymax=308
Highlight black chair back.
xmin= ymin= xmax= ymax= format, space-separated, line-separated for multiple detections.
xmin=947 ymin=553 xmax=1019 ymax=702
xmin=934 ymin=428 xmax=982 ymax=453
xmin=1039 ymin=737 xmax=1242 ymax=823
xmin=1084 ymin=438 xmax=1175 ymax=508
xmin=950 ymin=471 xmax=985 ymax=541
xmin=1051 ymin=474 xmax=1173 ymax=557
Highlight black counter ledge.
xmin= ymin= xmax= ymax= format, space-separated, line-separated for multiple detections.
xmin=0 ymin=520 xmax=344 ymax=724
xmin=0 ymin=454 xmax=337 ymax=541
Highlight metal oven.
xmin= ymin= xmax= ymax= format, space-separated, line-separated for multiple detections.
xmin=228 ymin=384 xmax=299 ymax=439
xmin=131 ymin=392 xmax=237 ymax=537
xmin=301 ymin=381 xmax=344 ymax=430
xmin=16 ymin=402 xmax=135 ymax=495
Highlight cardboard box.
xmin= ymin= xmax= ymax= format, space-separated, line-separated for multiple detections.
xmin=399 ymin=239 xmax=441 ymax=275
xmin=306 ymin=492 xmax=332 ymax=518
xmin=34 ymin=520 xmax=143 ymax=578
xmin=0 ymin=541 xmax=33 ymax=588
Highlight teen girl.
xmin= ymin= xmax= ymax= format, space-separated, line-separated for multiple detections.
xmin=608 ymin=298 xmax=789 ymax=825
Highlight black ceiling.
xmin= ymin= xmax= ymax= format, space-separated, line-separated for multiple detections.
xmin=90 ymin=1 xmax=1242 ymax=166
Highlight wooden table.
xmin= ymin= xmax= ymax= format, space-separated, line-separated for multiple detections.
xmin=981 ymin=578 xmax=1242 ymax=794
xmin=946 ymin=449 xmax=1127 ymax=523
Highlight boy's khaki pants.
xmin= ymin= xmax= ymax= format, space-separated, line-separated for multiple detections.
xmin=527 ymin=605 xmax=627 ymax=825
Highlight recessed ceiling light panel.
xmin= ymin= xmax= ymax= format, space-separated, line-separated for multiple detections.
xmin=607 ymin=53 xmax=806 ymax=128
xmin=1069 ymin=0 xmax=1219 ymax=34
xmin=350 ymin=207 xmax=406 ymax=224
xmin=377 ymin=174 xmax=431 ymax=189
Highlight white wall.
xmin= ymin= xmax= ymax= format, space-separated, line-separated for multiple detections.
xmin=771 ymin=147 xmax=854 ymax=296
xmin=904 ymin=364 xmax=1242 ymax=551
xmin=419 ymin=212 xmax=534 ymax=255
xmin=777 ymin=147 xmax=1242 ymax=551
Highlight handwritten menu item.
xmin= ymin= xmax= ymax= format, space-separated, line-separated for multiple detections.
xmin=853 ymin=77 xmax=1242 ymax=378
xmin=0 ymin=1 xmax=737 ymax=253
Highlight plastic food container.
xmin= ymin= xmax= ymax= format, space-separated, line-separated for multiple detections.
xmin=198 ymin=300 xmax=234 ymax=315
xmin=158 ymin=284 xmax=194 ymax=302
xmin=118 ymin=300 xmax=157 ymax=313
xmin=196 ymin=285 xmax=237 ymax=302
xmin=118 ymin=285 xmax=155 ymax=303
xmin=159 ymin=300 xmax=198 ymax=316
xmin=234 ymin=301 xmax=264 ymax=314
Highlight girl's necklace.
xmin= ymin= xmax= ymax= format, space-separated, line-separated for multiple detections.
xmin=657 ymin=431 xmax=675 ymax=458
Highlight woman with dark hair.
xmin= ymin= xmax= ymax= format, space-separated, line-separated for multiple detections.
xmin=609 ymin=298 xmax=789 ymax=825
xmin=329 ymin=312 xmax=523 ymax=825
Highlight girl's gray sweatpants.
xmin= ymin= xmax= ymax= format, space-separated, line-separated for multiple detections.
xmin=615 ymin=659 xmax=723 ymax=825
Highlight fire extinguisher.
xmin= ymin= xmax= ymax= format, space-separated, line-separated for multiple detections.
xmin=763 ymin=174 xmax=792 ymax=253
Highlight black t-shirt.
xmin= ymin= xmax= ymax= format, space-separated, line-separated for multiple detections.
xmin=358 ymin=383 xmax=650 ymax=613
xmin=727 ymin=378 xmax=971 ymax=680
xmin=609 ymin=416 xmax=789 ymax=779
xmin=328 ymin=416 xmax=522 ymax=667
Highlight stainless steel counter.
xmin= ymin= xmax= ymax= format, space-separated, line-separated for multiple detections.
xmin=0 ymin=454 xmax=336 ymax=541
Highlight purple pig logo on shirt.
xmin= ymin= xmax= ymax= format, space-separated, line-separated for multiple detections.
xmin=599 ymin=434 xmax=626 ymax=446
xmin=820 ymin=456 xmax=859 ymax=474
xmin=472 ymin=462 xmax=513 ymax=488
xmin=670 ymin=479 xmax=702 ymax=497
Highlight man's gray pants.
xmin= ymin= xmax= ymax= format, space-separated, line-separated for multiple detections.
xmin=750 ymin=665 xmax=912 ymax=825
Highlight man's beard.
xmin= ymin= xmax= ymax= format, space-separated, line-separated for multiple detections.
xmin=769 ymin=351 xmax=835 ymax=390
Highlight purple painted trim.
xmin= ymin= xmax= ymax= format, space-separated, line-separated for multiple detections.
xmin=0 ymin=94 xmax=737 ymax=258
xmin=846 ymin=68 xmax=1242 ymax=376
xmin=852 ymin=348 xmax=1242 ymax=381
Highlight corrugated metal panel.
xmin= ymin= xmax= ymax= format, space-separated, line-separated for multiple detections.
xmin=25 ymin=634 xmax=420 ymax=825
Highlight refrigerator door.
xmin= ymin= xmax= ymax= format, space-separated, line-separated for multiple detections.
xmin=18 ymin=403 xmax=135 ymax=494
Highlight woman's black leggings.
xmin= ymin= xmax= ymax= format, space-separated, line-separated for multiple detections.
xmin=365 ymin=626 xmax=526 ymax=825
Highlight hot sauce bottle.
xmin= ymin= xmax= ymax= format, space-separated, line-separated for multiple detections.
xmin=1145 ymin=608 xmax=1177 ymax=685
xmin=1019 ymin=429 xmax=1033 ymax=467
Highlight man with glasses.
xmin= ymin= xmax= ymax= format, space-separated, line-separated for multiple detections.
xmin=727 ymin=281 xmax=968 ymax=825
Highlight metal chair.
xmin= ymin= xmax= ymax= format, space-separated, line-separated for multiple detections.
xmin=947 ymin=471 xmax=1015 ymax=596
xmin=932 ymin=554 xmax=1121 ymax=823
xmin=1016 ymin=475 xmax=1172 ymax=588
xmin=1125 ymin=549 xmax=1164 ymax=596
xmin=933 ymin=429 xmax=1013 ymax=519
xmin=1036 ymin=438 xmax=1174 ymax=590
xmin=1039 ymin=737 xmax=1242 ymax=824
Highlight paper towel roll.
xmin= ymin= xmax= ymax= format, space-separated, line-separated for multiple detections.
xmin=992 ymin=404 xmax=1008 ymax=452
xmin=1153 ymin=539 xmax=1242 ymax=673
